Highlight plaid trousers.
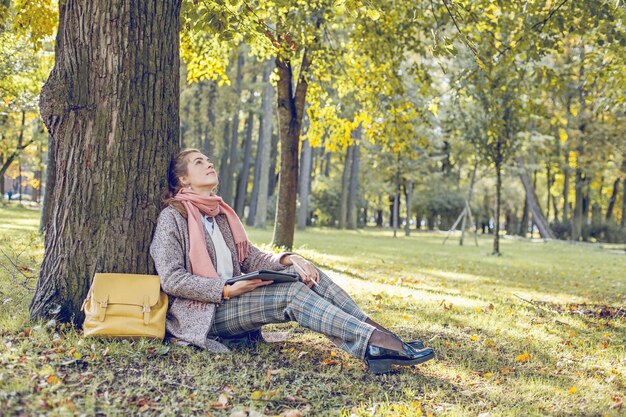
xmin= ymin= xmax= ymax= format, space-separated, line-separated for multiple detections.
xmin=208 ymin=266 xmax=376 ymax=359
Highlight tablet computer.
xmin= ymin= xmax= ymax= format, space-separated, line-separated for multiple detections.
xmin=226 ymin=270 xmax=299 ymax=285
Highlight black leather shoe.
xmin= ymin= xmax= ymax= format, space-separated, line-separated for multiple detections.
xmin=406 ymin=340 xmax=424 ymax=350
xmin=365 ymin=344 xmax=435 ymax=374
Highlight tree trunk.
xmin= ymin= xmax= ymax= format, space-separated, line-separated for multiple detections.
xmin=219 ymin=120 xmax=230 ymax=185
xmin=30 ymin=0 xmax=181 ymax=324
xmin=324 ymin=151 xmax=331 ymax=177
xmin=404 ymin=179 xmax=412 ymax=236
xmin=347 ymin=139 xmax=360 ymax=230
xmin=493 ymin=160 xmax=502 ymax=255
xmin=546 ymin=163 xmax=551 ymax=221
xmin=40 ymin=133 xmax=56 ymax=233
xmin=393 ymin=160 xmax=400 ymax=238
xmin=621 ymin=177 xmax=626 ymax=228
xmin=518 ymin=157 xmax=555 ymax=239
xmin=519 ymin=194 xmax=529 ymax=237
xmin=572 ymin=169 xmax=584 ymax=241
xmin=605 ymin=177 xmax=620 ymax=222
xmin=338 ymin=145 xmax=353 ymax=229
xmin=234 ymin=109 xmax=254 ymax=217
xmin=563 ymin=144 xmax=570 ymax=224
xmin=222 ymin=51 xmax=245 ymax=206
xmin=204 ymin=80 xmax=217 ymax=157
xmin=272 ymin=48 xmax=312 ymax=249
xmin=268 ymin=132 xmax=279 ymax=198
xmin=250 ymin=60 xmax=275 ymax=227
xmin=297 ymin=138 xmax=312 ymax=230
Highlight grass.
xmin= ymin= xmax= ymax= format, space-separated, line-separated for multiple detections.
xmin=0 ymin=203 xmax=624 ymax=416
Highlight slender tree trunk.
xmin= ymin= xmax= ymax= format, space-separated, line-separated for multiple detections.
xmin=338 ymin=146 xmax=353 ymax=229
xmin=460 ymin=161 xmax=478 ymax=245
xmin=324 ymin=151 xmax=331 ymax=177
xmin=393 ymin=158 xmax=400 ymax=238
xmin=621 ymin=177 xmax=626 ymax=228
xmin=493 ymin=161 xmax=502 ymax=255
xmin=250 ymin=59 xmax=275 ymax=227
xmin=204 ymin=81 xmax=217 ymax=157
xmin=268 ymin=132 xmax=279 ymax=198
xmin=31 ymin=0 xmax=181 ymax=323
xmin=404 ymin=179 xmax=412 ymax=236
xmin=297 ymin=138 xmax=312 ymax=230
xmin=605 ymin=177 xmax=620 ymax=222
xmin=234 ymin=109 xmax=255 ymax=217
xmin=222 ymin=51 xmax=245 ymax=206
xmin=519 ymin=194 xmax=529 ymax=237
xmin=562 ymin=139 xmax=570 ymax=224
xmin=219 ymin=120 xmax=230 ymax=183
xmin=347 ymin=138 xmax=360 ymax=230
xmin=546 ymin=163 xmax=552 ymax=221
xmin=518 ymin=157 xmax=555 ymax=239
xmin=272 ymin=47 xmax=312 ymax=249
xmin=572 ymin=170 xmax=584 ymax=241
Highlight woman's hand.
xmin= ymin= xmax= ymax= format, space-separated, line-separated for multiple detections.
xmin=286 ymin=255 xmax=319 ymax=287
xmin=226 ymin=279 xmax=273 ymax=298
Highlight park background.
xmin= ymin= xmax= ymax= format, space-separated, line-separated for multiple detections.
xmin=1 ymin=0 xmax=625 ymax=416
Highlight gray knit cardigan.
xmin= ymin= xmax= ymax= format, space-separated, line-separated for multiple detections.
xmin=149 ymin=206 xmax=289 ymax=351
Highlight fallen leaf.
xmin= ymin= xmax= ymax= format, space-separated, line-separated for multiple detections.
xmin=485 ymin=339 xmax=496 ymax=347
xmin=322 ymin=357 xmax=339 ymax=366
xmin=484 ymin=372 xmax=494 ymax=378
xmin=470 ymin=335 xmax=479 ymax=341
xmin=569 ymin=386 xmax=577 ymax=394
xmin=515 ymin=353 xmax=531 ymax=363
xmin=46 ymin=375 xmax=61 ymax=385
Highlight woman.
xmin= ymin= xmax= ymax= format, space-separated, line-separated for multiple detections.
xmin=150 ymin=149 xmax=434 ymax=374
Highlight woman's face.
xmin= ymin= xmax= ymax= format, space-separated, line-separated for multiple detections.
xmin=179 ymin=152 xmax=219 ymax=193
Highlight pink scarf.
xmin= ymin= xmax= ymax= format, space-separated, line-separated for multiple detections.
xmin=173 ymin=188 xmax=249 ymax=278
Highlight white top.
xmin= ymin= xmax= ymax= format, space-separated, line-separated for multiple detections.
xmin=202 ymin=216 xmax=234 ymax=279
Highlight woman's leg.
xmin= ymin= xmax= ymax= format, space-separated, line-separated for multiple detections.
xmin=209 ymin=281 xmax=380 ymax=358
xmin=287 ymin=266 xmax=407 ymax=341
xmin=279 ymin=265 xmax=369 ymax=320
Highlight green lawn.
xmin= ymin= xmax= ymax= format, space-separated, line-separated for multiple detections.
xmin=1 ymin=204 xmax=624 ymax=416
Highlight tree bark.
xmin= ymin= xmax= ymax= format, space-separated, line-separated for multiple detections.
xmin=40 ymin=133 xmax=56 ymax=233
xmin=518 ymin=157 xmax=555 ymax=239
xmin=251 ymin=59 xmax=275 ymax=228
xmin=297 ymin=138 xmax=312 ymax=230
xmin=272 ymin=48 xmax=312 ymax=249
xmin=30 ymin=0 xmax=181 ymax=324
